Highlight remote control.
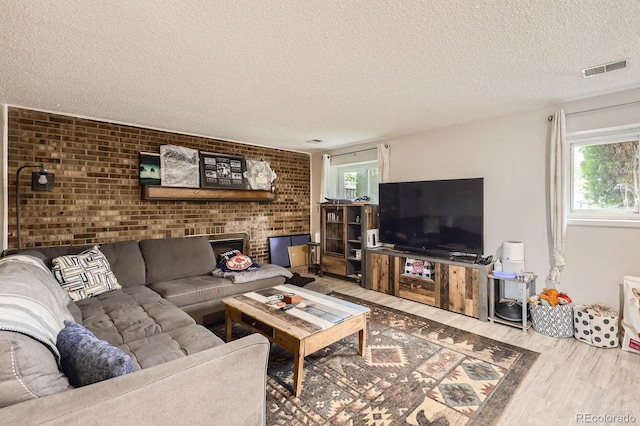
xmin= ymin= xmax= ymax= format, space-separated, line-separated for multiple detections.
xmin=280 ymin=303 xmax=295 ymax=311
xmin=475 ymin=255 xmax=493 ymax=265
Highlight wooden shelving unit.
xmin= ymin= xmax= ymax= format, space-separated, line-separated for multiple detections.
xmin=320 ymin=204 xmax=378 ymax=283
xmin=365 ymin=247 xmax=492 ymax=321
xmin=142 ymin=186 xmax=276 ymax=202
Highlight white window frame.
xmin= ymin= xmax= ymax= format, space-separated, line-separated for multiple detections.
xmin=326 ymin=160 xmax=379 ymax=202
xmin=567 ymin=123 xmax=640 ymax=228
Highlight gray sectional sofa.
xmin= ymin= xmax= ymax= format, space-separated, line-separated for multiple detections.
xmin=0 ymin=236 xmax=291 ymax=425
xmin=10 ymin=236 xmax=289 ymax=325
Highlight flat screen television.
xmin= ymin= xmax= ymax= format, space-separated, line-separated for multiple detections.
xmin=378 ymin=178 xmax=484 ymax=256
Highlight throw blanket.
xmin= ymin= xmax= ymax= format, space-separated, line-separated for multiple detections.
xmin=212 ymin=263 xmax=293 ymax=284
xmin=0 ymin=255 xmax=75 ymax=362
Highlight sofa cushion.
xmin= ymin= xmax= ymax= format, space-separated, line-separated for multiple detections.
xmin=140 ymin=236 xmax=217 ymax=284
xmin=99 ymin=240 xmax=146 ymax=287
xmin=117 ymin=324 xmax=225 ymax=370
xmin=76 ymin=287 xmax=196 ymax=346
xmin=51 ymin=246 xmax=122 ymax=301
xmin=147 ymin=274 xmax=286 ymax=308
xmin=0 ymin=331 xmax=71 ymax=408
xmin=57 ymin=321 xmax=134 ymax=387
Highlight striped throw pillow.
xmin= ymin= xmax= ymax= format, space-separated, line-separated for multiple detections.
xmin=51 ymin=246 xmax=121 ymax=301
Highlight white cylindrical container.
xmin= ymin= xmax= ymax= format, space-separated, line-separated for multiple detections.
xmin=501 ymin=241 xmax=526 ymax=300
xmin=503 ymin=260 xmax=525 ymax=274
xmin=502 ymin=241 xmax=525 ymax=261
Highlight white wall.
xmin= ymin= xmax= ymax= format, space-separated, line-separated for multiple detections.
xmin=312 ymin=88 xmax=640 ymax=309
xmin=310 ymin=151 xmax=323 ymax=238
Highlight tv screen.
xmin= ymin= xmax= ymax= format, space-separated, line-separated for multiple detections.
xmin=379 ymin=178 xmax=484 ymax=255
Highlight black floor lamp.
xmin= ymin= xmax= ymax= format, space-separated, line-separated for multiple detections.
xmin=16 ymin=163 xmax=55 ymax=248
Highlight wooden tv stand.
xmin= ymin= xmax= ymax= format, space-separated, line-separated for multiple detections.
xmin=365 ymin=247 xmax=491 ymax=321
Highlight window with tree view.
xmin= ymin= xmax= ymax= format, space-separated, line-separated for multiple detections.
xmin=569 ymin=124 xmax=640 ymax=220
xmin=326 ymin=160 xmax=379 ymax=202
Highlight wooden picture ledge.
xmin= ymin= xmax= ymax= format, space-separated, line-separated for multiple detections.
xmin=142 ymin=186 xmax=276 ymax=202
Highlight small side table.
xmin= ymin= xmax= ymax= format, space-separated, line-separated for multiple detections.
xmin=306 ymin=242 xmax=322 ymax=276
xmin=488 ymin=274 xmax=537 ymax=333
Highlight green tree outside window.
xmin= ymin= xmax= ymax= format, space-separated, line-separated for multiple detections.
xmin=576 ymin=140 xmax=639 ymax=211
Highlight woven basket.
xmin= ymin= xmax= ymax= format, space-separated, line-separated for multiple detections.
xmin=528 ymin=302 xmax=574 ymax=338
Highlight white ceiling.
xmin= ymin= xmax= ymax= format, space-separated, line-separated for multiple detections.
xmin=1 ymin=1 xmax=640 ymax=152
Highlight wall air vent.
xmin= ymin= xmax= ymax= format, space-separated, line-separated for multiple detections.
xmin=582 ymin=60 xmax=627 ymax=78
xmin=305 ymin=139 xmax=323 ymax=144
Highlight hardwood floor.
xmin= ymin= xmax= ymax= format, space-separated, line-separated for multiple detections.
xmin=312 ymin=276 xmax=640 ymax=425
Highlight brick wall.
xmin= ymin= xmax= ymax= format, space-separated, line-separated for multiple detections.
xmin=7 ymin=107 xmax=311 ymax=261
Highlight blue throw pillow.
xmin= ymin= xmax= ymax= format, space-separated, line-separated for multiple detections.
xmin=56 ymin=320 xmax=134 ymax=387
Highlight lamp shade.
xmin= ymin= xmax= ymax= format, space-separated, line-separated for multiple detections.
xmin=31 ymin=171 xmax=55 ymax=191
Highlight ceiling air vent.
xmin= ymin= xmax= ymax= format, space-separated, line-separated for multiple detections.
xmin=582 ymin=60 xmax=627 ymax=78
xmin=305 ymin=139 xmax=323 ymax=144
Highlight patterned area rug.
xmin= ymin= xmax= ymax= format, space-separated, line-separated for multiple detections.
xmin=211 ymin=293 xmax=538 ymax=426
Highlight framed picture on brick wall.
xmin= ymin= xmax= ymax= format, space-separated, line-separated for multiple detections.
xmin=160 ymin=145 xmax=200 ymax=188
xmin=139 ymin=152 xmax=161 ymax=186
xmin=200 ymin=152 xmax=247 ymax=189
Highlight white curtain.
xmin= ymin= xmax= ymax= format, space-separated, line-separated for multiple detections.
xmin=319 ymin=154 xmax=330 ymax=203
xmin=548 ymin=110 xmax=567 ymax=286
xmin=377 ymin=143 xmax=390 ymax=183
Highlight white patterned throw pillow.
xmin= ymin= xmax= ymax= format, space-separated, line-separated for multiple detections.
xmin=51 ymin=246 xmax=122 ymax=301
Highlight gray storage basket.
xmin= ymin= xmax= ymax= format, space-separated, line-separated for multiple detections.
xmin=528 ymin=302 xmax=574 ymax=338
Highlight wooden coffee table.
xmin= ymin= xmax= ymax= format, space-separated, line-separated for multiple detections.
xmin=222 ymin=284 xmax=369 ymax=397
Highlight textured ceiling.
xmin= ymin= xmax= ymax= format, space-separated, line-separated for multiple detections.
xmin=1 ymin=1 xmax=640 ymax=152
